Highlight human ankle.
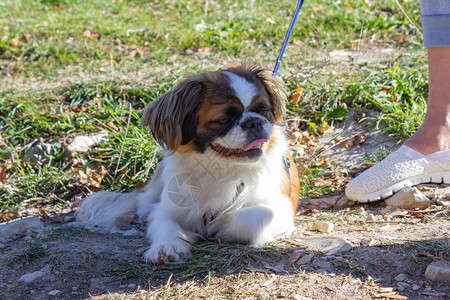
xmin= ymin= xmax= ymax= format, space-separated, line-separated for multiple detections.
xmin=404 ymin=127 xmax=450 ymax=155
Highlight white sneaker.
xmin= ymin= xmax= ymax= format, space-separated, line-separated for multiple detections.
xmin=345 ymin=146 xmax=450 ymax=202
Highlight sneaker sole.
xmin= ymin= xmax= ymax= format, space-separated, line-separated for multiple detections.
xmin=347 ymin=172 xmax=450 ymax=203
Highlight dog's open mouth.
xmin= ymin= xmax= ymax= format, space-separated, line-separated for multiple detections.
xmin=210 ymin=139 xmax=267 ymax=159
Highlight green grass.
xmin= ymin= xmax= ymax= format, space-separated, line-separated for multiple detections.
xmin=113 ymin=240 xmax=292 ymax=286
xmin=0 ymin=0 xmax=429 ymax=210
xmin=7 ymin=240 xmax=48 ymax=265
xmin=1 ymin=0 xmax=422 ymax=76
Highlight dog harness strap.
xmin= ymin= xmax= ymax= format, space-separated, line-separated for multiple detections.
xmin=282 ymin=154 xmax=291 ymax=170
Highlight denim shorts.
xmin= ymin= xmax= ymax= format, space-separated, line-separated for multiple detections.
xmin=421 ymin=0 xmax=450 ymax=47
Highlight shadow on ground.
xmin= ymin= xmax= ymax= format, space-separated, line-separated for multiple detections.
xmin=1 ymin=207 xmax=448 ymax=299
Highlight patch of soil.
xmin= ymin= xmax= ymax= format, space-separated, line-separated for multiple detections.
xmin=1 ymin=198 xmax=449 ymax=300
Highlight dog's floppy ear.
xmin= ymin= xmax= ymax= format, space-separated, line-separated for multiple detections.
xmin=141 ymin=74 xmax=204 ymax=151
xmin=256 ymin=70 xmax=287 ymax=124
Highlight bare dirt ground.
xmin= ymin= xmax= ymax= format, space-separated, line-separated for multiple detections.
xmin=0 ymin=200 xmax=448 ymax=300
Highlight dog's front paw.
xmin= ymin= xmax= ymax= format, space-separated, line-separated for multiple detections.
xmin=143 ymin=241 xmax=191 ymax=264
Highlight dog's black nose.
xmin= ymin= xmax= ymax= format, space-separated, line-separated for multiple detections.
xmin=240 ymin=116 xmax=264 ymax=130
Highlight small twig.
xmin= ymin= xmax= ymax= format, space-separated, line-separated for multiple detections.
xmin=57 ymin=158 xmax=74 ymax=173
xmin=204 ymin=0 xmax=208 ymax=18
xmin=0 ymin=136 xmax=17 ymax=166
xmin=284 ymin=239 xmax=309 ymax=248
xmin=394 ymin=0 xmax=423 ymax=38
xmin=408 ymin=207 xmax=447 ymax=214
xmin=164 ymin=273 xmax=173 ymax=294
xmin=375 ymin=292 xmax=408 ymax=299
xmin=22 ymin=197 xmax=46 ymax=203
xmin=126 ymin=28 xmax=145 ymax=37
xmin=11 ymin=126 xmax=33 ymax=138
xmin=362 ymin=220 xmax=414 ymax=224
xmin=17 ymin=138 xmax=39 ymax=154
xmin=357 ymin=17 xmax=365 ymax=53
xmin=144 ymin=149 xmax=159 ymax=178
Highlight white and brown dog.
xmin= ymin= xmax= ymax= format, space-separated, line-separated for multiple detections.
xmin=76 ymin=65 xmax=299 ymax=264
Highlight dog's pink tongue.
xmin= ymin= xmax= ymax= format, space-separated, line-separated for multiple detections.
xmin=243 ymin=139 xmax=267 ymax=151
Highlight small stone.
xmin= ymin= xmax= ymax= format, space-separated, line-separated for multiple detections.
xmin=24 ymin=144 xmax=54 ymax=165
xmin=360 ymin=238 xmax=376 ymax=246
xmin=294 ymin=295 xmax=311 ymax=300
xmin=19 ymin=271 xmax=47 ymax=283
xmin=358 ymin=207 xmax=366 ymax=215
xmin=379 ymin=225 xmax=401 ymax=232
xmin=366 ymin=213 xmax=376 ymax=222
xmin=334 ymin=196 xmax=351 ymax=208
xmin=396 ymin=284 xmax=405 ymax=292
xmin=380 ymin=206 xmax=400 ymax=215
xmin=114 ymin=216 xmax=132 ymax=230
xmin=424 ymin=260 xmax=450 ymax=283
xmin=397 ymin=282 xmax=410 ymax=288
xmin=297 ymin=236 xmax=352 ymax=255
xmin=0 ymin=216 xmax=44 ymax=240
xmin=344 ymin=279 xmax=360 ymax=293
xmin=127 ymin=283 xmax=136 ymax=289
xmin=310 ymin=221 xmax=334 ymax=233
xmin=297 ymin=252 xmax=314 ymax=265
xmin=385 ymin=187 xmax=431 ymax=209
xmin=123 ymin=211 xmax=137 ymax=223
xmin=412 ymin=284 xmax=421 ymax=291
xmin=66 ymin=133 xmax=108 ymax=153
xmin=394 ymin=273 xmax=408 ymax=282
xmin=445 ymin=192 xmax=450 ymax=200
xmin=48 ymin=290 xmax=62 ymax=296
xmin=436 ymin=199 xmax=450 ymax=207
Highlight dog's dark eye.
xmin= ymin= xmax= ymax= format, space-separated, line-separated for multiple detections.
xmin=261 ymin=110 xmax=270 ymax=118
xmin=218 ymin=118 xmax=232 ymax=125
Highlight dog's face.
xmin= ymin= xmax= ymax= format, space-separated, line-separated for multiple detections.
xmin=141 ymin=65 xmax=286 ymax=161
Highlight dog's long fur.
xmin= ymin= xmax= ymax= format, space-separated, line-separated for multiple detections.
xmin=76 ymin=65 xmax=299 ymax=264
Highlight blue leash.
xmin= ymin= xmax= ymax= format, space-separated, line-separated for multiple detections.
xmin=273 ymin=0 xmax=305 ymax=77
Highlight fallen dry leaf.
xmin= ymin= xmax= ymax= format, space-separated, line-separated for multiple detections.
xmin=0 ymin=160 xmax=13 ymax=186
xmin=288 ymin=87 xmax=303 ymax=106
xmin=375 ymin=292 xmax=408 ymax=299
xmin=285 ymin=249 xmax=304 ymax=267
xmin=83 ymin=29 xmax=100 ymax=39
xmin=337 ymin=132 xmax=366 ymax=150
xmin=72 ymin=105 xmax=89 ymax=113
xmin=78 ymin=164 xmax=108 ymax=188
xmin=1 ymin=212 xmax=18 ymax=222
xmin=299 ymin=208 xmax=321 ymax=215
xmin=265 ymin=17 xmax=276 ymax=24
xmin=197 ymin=47 xmax=212 ymax=53
xmin=312 ymin=160 xmax=327 ymax=168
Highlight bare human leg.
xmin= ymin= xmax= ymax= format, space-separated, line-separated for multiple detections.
xmin=404 ymin=47 xmax=450 ymax=155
